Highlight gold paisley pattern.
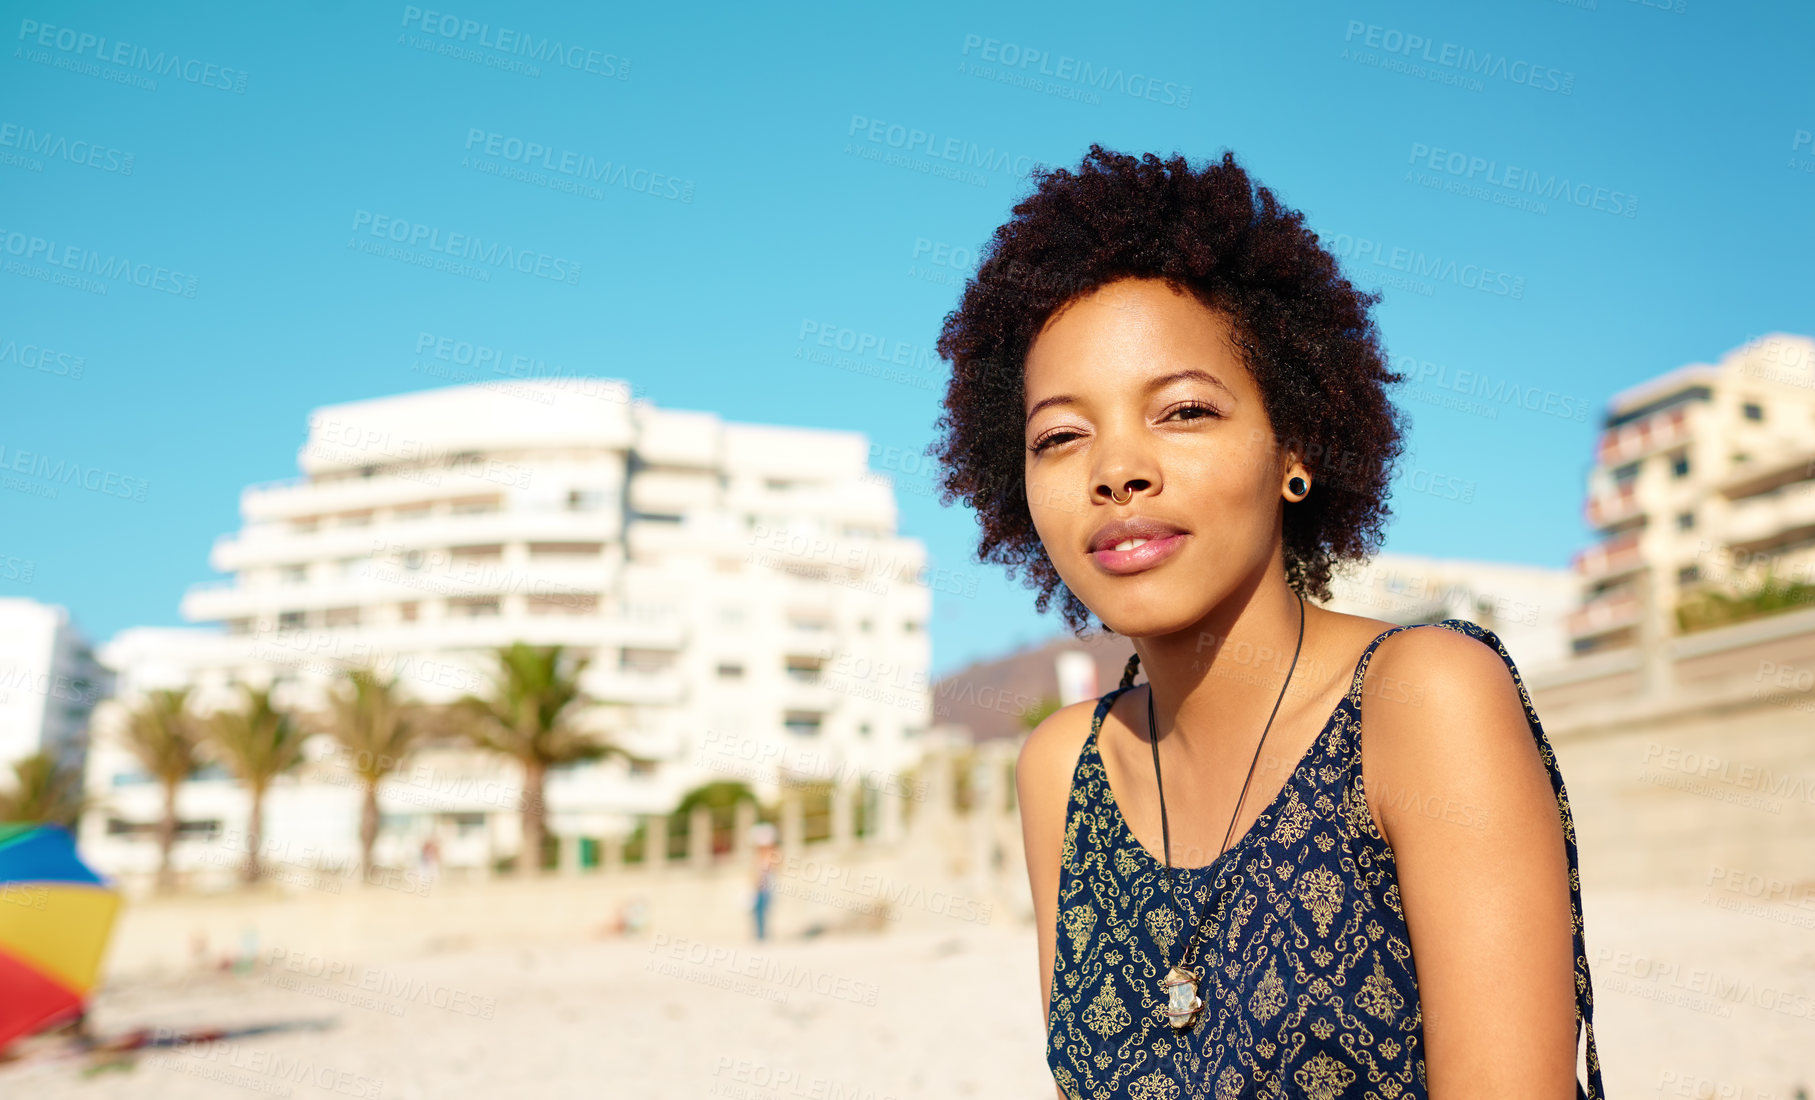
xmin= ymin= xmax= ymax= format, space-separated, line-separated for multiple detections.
xmin=1044 ymin=620 xmax=1606 ymax=1099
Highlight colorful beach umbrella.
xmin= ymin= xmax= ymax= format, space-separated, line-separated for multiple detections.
xmin=0 ymin=823 xmax=121 ymax=1050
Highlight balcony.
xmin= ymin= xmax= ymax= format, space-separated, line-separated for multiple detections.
xmin=1567 ymin=590 xmax=1643 ymax=640
xmin=1584 ymin=483 xmax=1644 ymax=531
xmin=1573 ymin=531 xmax=1645 ymax=582
xmin=1596 ymin=406 xmax=1693 ymax=468
xmin=1723 ymin=480 xmax=1815 ymax=555
xmin=213 ymin=509 xmax=624 ymax=571
xmin=588 ymin=668 xmax=685 ymax=705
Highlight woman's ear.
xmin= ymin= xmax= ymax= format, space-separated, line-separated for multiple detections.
xmin=1282 ymin=460 xmax=1312 ymax=503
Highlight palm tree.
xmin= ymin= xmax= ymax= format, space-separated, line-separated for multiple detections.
xmin=119 ymin=688 xmax=205 ymax=891
xmin=0 ymin=751 xmax=87 ymax=827
xmin=205 ymin=683 xmax=308 ymax=884
xmin=451 ymin=643 xmax=630 ymax=875
xmin=320 ymin=667 xmax=426 ymax=878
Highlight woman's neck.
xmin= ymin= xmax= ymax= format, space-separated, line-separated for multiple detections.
xmin=1132 ymin=581 xmax=1333 ymax=753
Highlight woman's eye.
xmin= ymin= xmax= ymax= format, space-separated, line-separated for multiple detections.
xmin=1030 ymin=430 xmax=1080 ymax=453
xmin=1168 ymin=401 xmax=1221 ymax=422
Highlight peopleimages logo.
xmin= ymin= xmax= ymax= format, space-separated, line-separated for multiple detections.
xmin=846 ymin=115 xmax=1037 ymax=182
xmin=14 ymin=18 xmax=248 ymax=93
xmin=958 ymin=33 xmax=1191 ymax=109
xmin=0 ymin=228 xmax=198 ymax=297
xmin=348 ymin=210 xmax=582 ymax=284
xmin=398 ymin=6 xmax=629 ymax=78
xmin=462 ymin=129 xmax=694 ymax=202
xmin=1341 ymin=21 xmax=1574 ymax=95
xmin=1325 ymin=233 xmax=1525 ymax=300
xmin=0 ymin=123 xmax=134 ymax=175
xmin=1408 ymin=143 xmax=1637 ymax=217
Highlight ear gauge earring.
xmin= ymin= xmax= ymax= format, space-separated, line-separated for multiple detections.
xmin=1286 ymin=475 xmax=1310 ymax=499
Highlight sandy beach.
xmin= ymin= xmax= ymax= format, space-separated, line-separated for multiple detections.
xmin=2 ymin=885 xmax=1813 ymax=1098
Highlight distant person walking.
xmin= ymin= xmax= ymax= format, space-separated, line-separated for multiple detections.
xmin=749 ymin=823 xmax=777 ymax=941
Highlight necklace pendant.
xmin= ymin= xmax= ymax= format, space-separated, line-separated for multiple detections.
xmin=1159 ymin=965 xmax=1202 ymax=1029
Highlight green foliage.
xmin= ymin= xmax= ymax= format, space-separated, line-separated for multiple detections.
xmin=121 ymin=687 xmax=204 ymax=790
xmin=1021 ymin=695 xmax=1062 ymax=732
xmin=451 ymin=643 xmax=627 ymax=769
xmin=1676 ymin=575 xmax=1815 ymax=635
xmin=323 ymin=667 xmax=427 ymax=782
xmin=0 ymin=752 xmax=87 ymax=827
xmin=206 ymin=684 xmax=308 ymax=794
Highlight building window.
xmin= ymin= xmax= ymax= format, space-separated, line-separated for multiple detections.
xmin=339 ymin=510 xmax=374 ymax=527
xmin=280 ymin=564 xmax=308 ymax=584
xmin=291 ymin=517 xmax=319 ymax=533
xmin=783 ymin=711 xmax=823 ymax=736
xmin=1676 ymin=512 xmax=1695 ymax=531
xmin=717 ymin=662 xmax=745 ymax=680
xmin=452 ymin=496 xmax=503 ymax=515
xmin=528 ymin=594 xmax=598 ymax=615
xmin=278 ymin=610 xmax=306 ymax=629
xmin=903 ymin=620 xmax=922 ymax=634
xmin=1612 ymin=461 xmax=1641 ymax=484
xmin=448 ymin=597 xmax=500 ymax=617
xmin=1670 ymin=453 xmax=1691 ymax=478
xmin=859 ymin=723 xmax=872 ymax=738
xmin=528 ymin=541 xmax=603 ymax=558
xmin=621 ymin=647 xmax=677 ymax=673
xmin=785 ymin=655 xmax=824 ymax=683
xmin=1742 ymin=402 xmax=1764 ymax=421
xmin=324 ymin=607 xmax=361 ymax=627
xmin=1677 ymin=565 xmax=1700 ymax=585
xmin=399 ymin=602 xmax=420 ymax=622
xmin=394 ymin=504 xmax=432 ymax=522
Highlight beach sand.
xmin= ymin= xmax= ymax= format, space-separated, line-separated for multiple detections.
xmin=2 ymin=889 xmax=1811 ymax=1097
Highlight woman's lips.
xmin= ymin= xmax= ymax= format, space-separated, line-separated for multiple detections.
xmin=1089 ymin=533 xmax=1188 ymax=575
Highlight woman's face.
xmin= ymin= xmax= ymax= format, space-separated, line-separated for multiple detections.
xmin=1022 ymin=277 xmax=1301 ymax=639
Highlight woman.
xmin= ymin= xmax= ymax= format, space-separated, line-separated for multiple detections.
xmin=931 ymin=146 xmax=1603 ymax=1098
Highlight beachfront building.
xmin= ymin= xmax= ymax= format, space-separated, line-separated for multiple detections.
xmin=0 ymin=598 xmax=107 ymax=781
xmin=1321 ymin=553 xmax=1577 ymax=673
xmin=80 ymin=379 xmax=932 ymax=886
xmin=1568 ymin=334 xmax=1815 ymax=658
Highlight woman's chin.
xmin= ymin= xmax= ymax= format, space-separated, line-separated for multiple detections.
xmin=1089 ymin=599 xmax=1218 ymax=643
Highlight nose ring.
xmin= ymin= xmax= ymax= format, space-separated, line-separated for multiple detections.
xmin=1109 ymin=487 xmax=1132 ymax=505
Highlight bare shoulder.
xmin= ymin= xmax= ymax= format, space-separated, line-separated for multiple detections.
xmin=1359 ymin=623 xmax=1551 ymax=845
xmin=1365 ymin=623 xmax=1525 ymax=719
xmin=1015 ymin=696 xmax=1100 ymax=811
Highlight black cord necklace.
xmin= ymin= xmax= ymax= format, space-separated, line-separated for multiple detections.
xmin=1147 ymin=591 xmax=1305 ymax=1030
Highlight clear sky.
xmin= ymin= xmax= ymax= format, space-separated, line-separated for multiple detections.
xmin=2 ymin=0 xmax=1810 ymax=677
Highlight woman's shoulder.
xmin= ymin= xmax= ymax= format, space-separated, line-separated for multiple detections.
xmin=1363 ymin=618 xmax=1524 ymax=708
xmin=1014 ymin=693 xmax=1111 ymax=805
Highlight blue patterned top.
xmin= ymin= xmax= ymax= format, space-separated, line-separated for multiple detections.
xmin=1045 ymin=620 xmax=1604 ymax=1099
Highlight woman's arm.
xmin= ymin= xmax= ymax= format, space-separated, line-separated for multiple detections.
xmin=1361 ymin=628 xmax=1580 ymax=1099
xmin=1016 ymin=700 xmax=1095 ymax=1100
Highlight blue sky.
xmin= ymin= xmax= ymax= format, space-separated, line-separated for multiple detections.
xmin=2 ymin=0 xmax=1810 ymax=677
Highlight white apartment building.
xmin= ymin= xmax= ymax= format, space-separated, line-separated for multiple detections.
xmin=0 ymin=598 xmax=106 ymax=781
xmin=1321 ymin=553 xmax=1578 ymax=674
xmin=1569 ymin=334 xmax=1815 ymax=657
xmin=81 ymin=379 xmax=932 ymax=885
